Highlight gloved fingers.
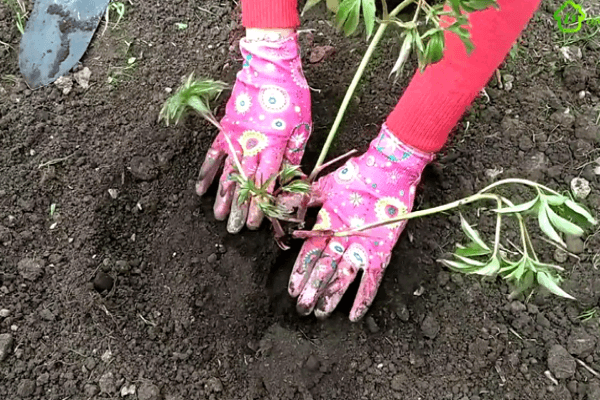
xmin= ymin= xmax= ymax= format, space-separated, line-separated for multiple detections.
xmin=227 ymin=155 xmax=259 ymax=233
xmin=313 ymin=260 xmax=358 ymax=320
xmin=247 ymin=151 xmax=282 ymax=230
xmin=288 ymin=237 xmax=328 ymax=298
xmin=213 ymin=158 xmax=237 ymax=221
xmin=296 ymin=240 xmax=347 ymax=316
xmin=196 ymin=147 xmax=227 ymax=196
xmin=349 ymin=258 xmax=387 ymax=322
xmin=227 ymin=184 xmax=251 ymax=233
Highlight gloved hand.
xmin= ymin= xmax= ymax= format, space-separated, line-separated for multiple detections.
xmin=288 ymin=125 xmax=434 ymax=321
xmin=196 ymin=33 xmax=312 ymax=233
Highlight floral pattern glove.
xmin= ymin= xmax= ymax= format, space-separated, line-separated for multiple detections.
xmin=196 ymin=34 xmax=312 ymax=233
xmin=289 ymin=125 xmax=434 ymax=321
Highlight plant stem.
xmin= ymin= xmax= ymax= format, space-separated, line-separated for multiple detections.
xmin=310 ymin=0 xmax=415 ymax=176
xmin=331 ymin=193 xmax=502 ymax=237
xmin=479 ymin=178 xmax=560 ymax=196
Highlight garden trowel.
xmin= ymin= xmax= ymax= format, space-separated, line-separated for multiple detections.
xmin=19 ymin=0 xmax=109 ymax=89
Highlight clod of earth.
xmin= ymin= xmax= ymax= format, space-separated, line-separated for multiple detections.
xmin=138 ymin=382 xmax=161 ymax=400
xmin=99 ymin=371 xmax=117 ymax=394
xmin=17 ymin=379 xmax=36 ymax=398
xmin=93 ymin=271 xmax=114 ymax=292
xmin=0 ymin=333 xmax=14 ymax=362
xmin=73 ymin=67 xmax=91 ymax=89
xmin=129 ymin=156 xmax=159 ymax=181
xmin=17 ymin=258 xmax=45 ymax=281
xmin=547 ymin=344 xmax=576 ymax=379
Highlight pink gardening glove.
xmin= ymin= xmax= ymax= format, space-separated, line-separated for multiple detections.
xmin=288 ymin=125 xmax=434 ymax=321
xmin=196 ymin=34 xmax=312 ymax=233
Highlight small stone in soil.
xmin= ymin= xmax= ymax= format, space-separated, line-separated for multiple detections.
xmin=205 ymin=377 xmax=223 ymax=393
xmin=17 ymin=258 xmax=45 ymax=281
xmin=396 ymin=304 xmax=410 ymax=322
xmin=421 ymin=313 xmax=440 ymax=339
xmin=130 ymin=156 xmax=159 ymax=181
xmin=115 ymin=260 xmax=131 ymax=274
xmin=305 ymin=354 xmax=320 ymax=371
xmin=138 ymin=382 xmax=161 ymax=400
xmin=571 ymin=177 xmax=591 ymax=199
xmin=84 ymin=383 xmax=100 ymax=397
xmin=565 ymin=235 xmax=584 ymax=254
xmin=547 ymin=345 xmax=576 ymax=379
xmin=366 ymin=316 xmax=379 ymax=333
xmin=121 ymin=383 xmax=136 ymax=397
xmin=17 ymin=379 xmax=36 ymax=397
xmin=36 ymin=372 xmax=49 ymax=386
xmin=554 ymin=248 xmax=568 ymax=263
xmin=39 ymin=308 xmax=55 ymax=321
xmin=93 ymin=271 xmax=114 ymax=292
xmin=567 ymin=328 xmax=597 ymax=357
xmin=391 ymin=374 xmax=405 ymax=391
xmin=0 ymin=333 xmax=14 ymax=361
xmin=0 ymin=309 xmax=9 ymax=317
xmin=207 ymin=253 xmax=218 ymax=263
xmin=99 ymin=372 xmax=117 ymax=394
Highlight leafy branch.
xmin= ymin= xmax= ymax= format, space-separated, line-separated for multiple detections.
xmin=293 ymin=179 xmax=597 ymax=299
xmin=307 ymin=0 xmax=497 ymax=174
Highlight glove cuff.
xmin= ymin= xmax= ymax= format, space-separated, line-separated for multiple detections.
xmin=369 ymin=124 xmax=435 ymax=170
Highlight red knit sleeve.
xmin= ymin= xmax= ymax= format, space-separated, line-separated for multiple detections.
xmin=385 ymin=0 xmax=542 ymax=152
xmin=242 ymin=0 xmax=300 ymax=29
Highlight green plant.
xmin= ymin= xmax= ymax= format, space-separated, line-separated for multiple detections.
xmin=2 ymin=0 xmax=27 ymax=34
xmin=102 ymin=1 xmax=126 ymax=35
xmin=294 ymin=179 xmax=596 ymax=298
xmin=578 ymin=307 xmax=597 ymax=322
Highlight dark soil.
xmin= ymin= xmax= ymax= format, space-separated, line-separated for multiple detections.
xmin=1 ymin=1 xmax=600 ymax=399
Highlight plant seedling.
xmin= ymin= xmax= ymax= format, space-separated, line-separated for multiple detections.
xmin=2 ymin=0 xmax=27 ymax=34
xmin=158 ymin=74 xmax=312 ymax=243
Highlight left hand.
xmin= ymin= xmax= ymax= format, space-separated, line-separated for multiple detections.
xmin=287 ymin=125 xmax=434 ymax=321
xmin=195 ymin=33 xmax=312 ymax=233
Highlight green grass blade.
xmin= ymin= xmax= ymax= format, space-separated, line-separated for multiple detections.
xmin=459 ymin=214 xmax=490 ymax=251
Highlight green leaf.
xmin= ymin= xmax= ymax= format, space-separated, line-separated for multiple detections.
xmin=448 ymin=0 xmax=461 ymax=15
xmin=327 ymin=0 xmax=340 ymax=12
xmin=424 ymin=31 xmax=444 ymax=64
xmin=475 ymin=256 xmax=501 ymax=276
xmin=503 ymin=258 xmax=527 ymax=281
xmin=546 ymin=206 xmax=585 ymax=236
xmin=335 ymin=0 xmax=361 ymax=36
xmin=455 ymin=243 xmax=492 ymax=257
xmin=362 ymin=0 xmax=376 ymax=39
xmin=543 ymin=194 xmax=567 ymax=206
xmin=282 ymin=180 xmax=311 ymax=194
xmin=537 ymin=203 xmax=566 ymax=246
xmin=496 ymin=196 xmax=539 ymax=214
xmin=390 ymin=31 xmax=413 ymax=78
xmin=453 ymin=254 xmax=487 ymax=267
xmin=564 ymin=199 xmax=598 ymax=225
xmin=302 ymin=0 xmax=324 ymax=15
xmin=537 ymin=271 xmax=575 ymax=300
xmin=462 ymin=0 xmax=497 ymax=11
xmin=459 ymin=214 xmax=490 ymax=251
xmin=438 ymin=258 xmax=479 ymax=273
xmin=413 ymin=31 xmax=425 ymax=53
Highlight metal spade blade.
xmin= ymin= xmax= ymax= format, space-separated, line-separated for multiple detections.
xmin=19 ymin=0 xmax=108 ymax=88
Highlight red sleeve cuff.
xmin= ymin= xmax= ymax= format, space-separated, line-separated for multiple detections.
xmin=242 ymin=0 xmax=300 ymax=29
